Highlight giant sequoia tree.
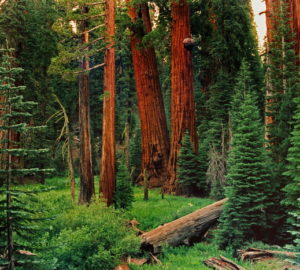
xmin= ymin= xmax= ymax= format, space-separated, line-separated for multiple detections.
xmin=166 ymin=0 xmax=198 ymax=194
xmin=127 ymin=1 xmax=170 ymax=188
xmin=100 ymin=0 xmax=116 ymax=206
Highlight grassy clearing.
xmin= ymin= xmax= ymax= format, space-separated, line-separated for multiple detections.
xmin=24 ymin=177 xmax=287 ymax=269
xmin=128 ymin=188 xmax=214 ymax=231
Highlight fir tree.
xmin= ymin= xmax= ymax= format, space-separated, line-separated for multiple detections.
xmin=217 ymin=64 xmax=271 ymax=251
xmin=283 ymin=97 xmax=300 ymax=226
xmin=114 ymin=159 xmax=134 ymax=210
xmin=191 ymin=0 xmax=264 ymax=198
xmin=177 ymin=131 xmax=204 ymax=196
xmin=265 ymin=0 xmax=299 ymax=243
xmin=0 ymin=51 xmax=52 ymax=269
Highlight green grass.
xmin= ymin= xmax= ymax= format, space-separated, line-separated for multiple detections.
xmin=22 ymin=177 xmax=287 ymax=269
xmin=128 ymin=188 xmax=214 ymax=231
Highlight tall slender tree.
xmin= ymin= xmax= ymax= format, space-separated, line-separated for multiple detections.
xmin=100 ymin=0 xmax=116 ymax=207
xmin=127 ymin=1 xmax=170 ymax=188
xmin=166 ymin=0 xmax=197 ymax=194
xmin=78 ymin=5 xmax=95 ymax=204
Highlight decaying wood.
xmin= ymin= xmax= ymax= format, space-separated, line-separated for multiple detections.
xmin=204 ymin=256 xmax=246 ymax=270
xmin=141 ymin=199 xmax=227 ymax=253
xmin=114 ymin=265 xmax=130 ymax=270
xmin=238 ymin=248 xmax=300 ymax=262
xmin=127 ymin=257 xmax=147 ymax=266
xmin=128 ymin=219 xmax=145 ymax=235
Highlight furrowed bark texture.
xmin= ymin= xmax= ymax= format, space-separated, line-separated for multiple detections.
xmin=79 ymin=6 xmax=94 ymax=204
xmin=141 ymin=199 xmax=227 ymax=253
xmin=166 ymin=0 xmax=198 ymax=194
xmin=100 ymin=0 xmax=116 ymax=206
xmin=127 ymin=1 xmax=170 ymax=188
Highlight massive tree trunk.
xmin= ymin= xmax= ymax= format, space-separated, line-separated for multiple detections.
xmin=166 ymin=0 xmax=198 ymax=194
xmin=79 ymin=6 xmax=94 ymax=204
xmin=127 ymin=1 xmax=170 ymax=188
xmin=141 ymin=199 xmax=227 ymax=253
xmin=100 ymin=0 xmax=116 ymax=207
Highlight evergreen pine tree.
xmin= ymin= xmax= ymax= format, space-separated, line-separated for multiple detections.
xmin=191 ymin=0 xmax=264 ymax=198
xmin=265 ymin=0 xmax=299 ymax=243
xmin=217 ymin=63 xmax=271 ymax=251
xmin=0 ymin=51 xmax=52 ymax=269
xmin=283 ymin=97 xmax=300 ymax=226
xmin=177 ymin=131 xmax=204 ymax=196
xmin=114 ymin=159 xmax=134 ymax=210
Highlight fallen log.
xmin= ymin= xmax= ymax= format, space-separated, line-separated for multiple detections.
xmin=204 ymin=256 xmax=246 ymax=270
xmin=141 ymin=199 xmax=227 ymax=253
xmin=238 ymin=248 xmax=300 ymax=262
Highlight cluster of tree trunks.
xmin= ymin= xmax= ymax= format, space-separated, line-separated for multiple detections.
xmin=127 ymin=1 xmax=170 ymax=188
xmin=100 ymin=0 xmax=116 ymax=206
xmin=165 ymin=0 xmax=198 ymax=194
xmin=78 ymin=6 xmax=95 ymax=204
xmin=141 ymin=199 xmax=227 ymax=253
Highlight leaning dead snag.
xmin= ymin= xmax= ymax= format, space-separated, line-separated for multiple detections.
xmin=100 ymin=0 xmax=116 ymax=207
xmin=127 ymin=1 xmax=170 ymax=188
xmin=166 ymin=0 xmax=198 ymax=194
xmin=141 ymin=199 xmax=227 ymax=253
xmin=204 ymin=256 xmax=246 ymax=270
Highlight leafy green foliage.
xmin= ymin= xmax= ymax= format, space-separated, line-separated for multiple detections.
xmin=39 ymin=203 xmax=140 ymax=270
xmin=177 ymin=131 xmax=205 ymax=196
xmin=114 ymin=159 xmax=134 ymax=210
xmin=217 ymin=63 xmax=272 ymax=251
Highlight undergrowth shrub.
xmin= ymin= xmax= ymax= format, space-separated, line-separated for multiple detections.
xmin=37 ymin=202 xmax=140 ymax=270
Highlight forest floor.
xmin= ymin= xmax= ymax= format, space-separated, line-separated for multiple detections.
xmin=32 ymin=178 xmax=293 ymax=270
xmin=128 ymin=188 xmax=291 ymax=270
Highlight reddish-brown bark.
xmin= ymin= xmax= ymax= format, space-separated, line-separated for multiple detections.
xmin=79 ymin=6 xmax=95 ymax=204
xmin=100 ymin=0 xmax=116 ymax=207
xmin=127 ymin=1 xmax=170 ymax=188
xmin=166 ymin=0 xmax=198 ymax=194
xmin=266 ymin=0 xmax=299 ymax=61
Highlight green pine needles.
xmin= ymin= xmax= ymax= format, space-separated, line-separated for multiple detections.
xmin=0 ymin=51 xmax=52 ymax=270
xmin=217 ymin=62 xmax=272 ymax=251
xmin=177 ymin=131 xmax=204 ymax=196
xmin=265 ymin=0 xmax=299 ymax=243
xmin=284 ymin=97 xmax=300 ymax=227
xmin=114 ymin=159 xmax=134 ymax=210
